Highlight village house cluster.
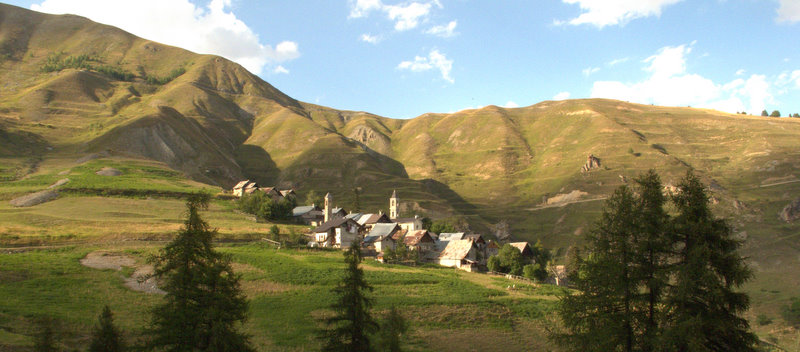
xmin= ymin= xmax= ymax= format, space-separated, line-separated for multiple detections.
xmin=233 ymin=181 xmax=542 ymax=273
xmin=295 ymin=190 xmax=539 ymax=273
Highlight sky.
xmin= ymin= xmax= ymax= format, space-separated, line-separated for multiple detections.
xmin=5 ymin=0 xmax=800 ymax=118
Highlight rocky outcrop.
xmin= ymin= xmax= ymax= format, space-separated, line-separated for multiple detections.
xmin=779 ymin=197 xmax=800 ymax=222
xmin=581 ymin=154 xmax=601 ymax=172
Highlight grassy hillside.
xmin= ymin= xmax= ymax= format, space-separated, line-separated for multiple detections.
xmin=2 ymin=4 xmax=800 ymax=349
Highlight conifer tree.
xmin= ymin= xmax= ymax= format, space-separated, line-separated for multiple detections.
xmin=144 ymin=194 xmax=254 ymax=352
xmin=661 ymin=171 xmax=757 ymax=352
xmin=553 ymin=185 xmax=640 ymax=352
xmin=321 ymin=242 xmax=378 ymax=352
xmin=630 ymin=170 xmax=671 ymax=352
xmin=89 ymin=305 xmax=125 ymax=352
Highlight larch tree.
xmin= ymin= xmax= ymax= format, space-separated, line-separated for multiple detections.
xmin=553 ymin=185 xmax=641 ymax=352
xmin=321 ymin=242 xmax=378 ymax=352
xmin=661 ymin=171 xmax=757 ymax=352
xmin=144 ymin=194 xmax=254 ymax=352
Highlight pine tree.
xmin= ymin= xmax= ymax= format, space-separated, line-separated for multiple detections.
xmin=661 ymin=171 xmax=757 ymax=352
xmin=144 ymin=194 xmax=254 ymax=352
xmin=89 ymin=305 xmax=124 ymax=352
xmin=630 ymin=170 xmax=671 ymax=352
xmin=375 ymin=306 xmax=407 ymax=352
xmin=552 ymin=185 xmax=640 ymax=352
xmin=321 ymin=242 xmax=378 ymax=352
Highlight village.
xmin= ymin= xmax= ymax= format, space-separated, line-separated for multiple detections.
xmin=233 ymin=180 xmax=563 ymax=283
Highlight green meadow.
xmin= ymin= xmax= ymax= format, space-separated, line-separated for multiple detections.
xmin=0 ymin=244 xmax=560 ymax=351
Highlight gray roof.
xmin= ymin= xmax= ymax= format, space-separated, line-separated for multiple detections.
xmin=293 ymin=205 xmax=318 ymax=217
xmin=367 ymin=222 xmax=400 ymax=239
xmin=438 ymin=232 xmax=465 ymax=241
xmin=345 ymin=213 xmax=365 ymax=222
xmin=312 ymin=217 xmax=361 ymax=233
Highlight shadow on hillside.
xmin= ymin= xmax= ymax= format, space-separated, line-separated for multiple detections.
xmin=234 ymin=144 xmax=280 ymax=186
xmin=421 ymin=178 xmax=478 ymax=216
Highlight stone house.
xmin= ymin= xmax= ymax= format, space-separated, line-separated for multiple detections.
xmin=233 ymin=180 xmax=259 ymax=197
xmin=311 ymin=217 xmax=363 ymax=248
xmin=363 ymin=222 xmax=402 ymax=253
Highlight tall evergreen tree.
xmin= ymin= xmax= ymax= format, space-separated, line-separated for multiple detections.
xmin=630 ymin=170 xmax=671 ymax=352
xmin=144 ymin=194 xmax=254 ymax=352
xmin=321 ymin=242 xmax=378 ymax=352
xmin=89 ymin=305 xmax=125 ymax=352
xmin=552 ymin=185 xmax=641 ymax=352
xmin=662 ymin=171 xmax=757 ymax=352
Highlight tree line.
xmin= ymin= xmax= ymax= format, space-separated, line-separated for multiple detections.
xmin=552 ymin=170 xmax=757 ymax=351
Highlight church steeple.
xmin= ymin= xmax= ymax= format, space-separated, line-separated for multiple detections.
xmin=389 ymin=190 xmax=399 ymax=219
xmin=324 ymin=192 xmax=332 ymax=222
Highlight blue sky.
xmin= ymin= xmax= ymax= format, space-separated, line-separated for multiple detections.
xmin=7 ymin=0 xmax=800 ymax=118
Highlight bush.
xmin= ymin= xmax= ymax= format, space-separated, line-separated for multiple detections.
xmin=756 ymin=314 xmax=772 ymax=326
xmin=782 ymin=297 xmax=800 ymax=327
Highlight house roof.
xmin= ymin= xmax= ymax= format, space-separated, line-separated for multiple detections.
xmin=345 ymin=213 xmax=365 ymax=222
xmin=293 ymin=205 xmax=320 ymax=217
xmin=391 ymin=190 xmax=398 ymax=199
xmin=404 ymin=230 xmax=435 ymax=246
xmin=391 ymin=228 xmax=408 ymax=241
xmin=358 ymin=213 xmax=392 ymax=226
xmin=438 ymin=239 xmax=476 ymax=260
xmin=332 ymin=207 xmax=347 ymax=214
xmin=438 ymin=232 xmax=465 ymax=241
xmin=233 ymin=180 xmax=250 ymax=190
xmin=280 ymin=190 xmax=296 ymax=197
xmin=367 ymin=223 xmax=400 ymax=239
xmin=509 ymin=242 xmax=533 ymax=256
xmin=312 ymin=218 xmax=361 ymax=233
xmin=464 ymin=234 xmax=485 ymax=244
xmin=486 ymin=240 xmax=500 ymax=249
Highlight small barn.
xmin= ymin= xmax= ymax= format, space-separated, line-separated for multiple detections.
xmin=438 ymin=239 xmax=480 ymax=272
xmin=233 ymin=180 xmax=259 ymax=197
xmin=509 ymin=242 xmax=534 ymax=260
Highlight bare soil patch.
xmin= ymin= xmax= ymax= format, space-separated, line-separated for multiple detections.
xmin=80 ymin=250 xmax=164 ymax=294
xmin=9 ymin=190 xmax=58 ymax=207
xmin=95 ymin=167 xmax=122 ymax=176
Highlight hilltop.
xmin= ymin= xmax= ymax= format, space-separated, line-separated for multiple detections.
xmin=2 ymin=4 xmax=800 ymax=348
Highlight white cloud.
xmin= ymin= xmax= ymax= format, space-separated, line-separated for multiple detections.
xmin=30 ymin=0 xmax=298 ymax=75
xmin=777 ymin=0 xmax=800 ymax=23
xmin=349 ymin=0 xmax=442 ymax=32
xmin=360 ymin=33 xmax=382 ymax=44
xmin=397 ymin=49 xmax=453 ymax=83
xmin=349 ymin=0 xmax=383 ymax=18
xmin=589 ymin=43 xmax=785 ymax=114
xmin=736 ymin=69 xmax=746 ymax=76
xmin=425 ymin=20 xmax=458 ymax=37
xmin=557 ymin=0 xmax=683 ymax=28
xmin=608 ymin=57 xmax=629 ymax=66
xmin=273 ymin=65 xmax=289 ymax=74
xmin=553 ymin=92 xmax=571 ymax=100
xmin=504 ymin=101 xmax=519 ymax=108
xmin=583 ymin=67 xmax=600 ymax=76
xmin=385 ymin=2 xmax=431 ymax=30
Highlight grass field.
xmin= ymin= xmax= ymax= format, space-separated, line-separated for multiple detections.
xmin=0 ymin=244 xmax=561 ymax=351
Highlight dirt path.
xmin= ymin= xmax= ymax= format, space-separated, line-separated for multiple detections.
xmin=80 ymin=250 xmax=164 ymax=294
